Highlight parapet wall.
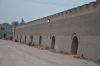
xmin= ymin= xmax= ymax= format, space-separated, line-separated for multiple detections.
xmin=16 ymin=1 xmax=100 ymax=29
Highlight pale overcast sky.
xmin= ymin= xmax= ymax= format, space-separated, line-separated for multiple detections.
xmin=0 ymin=0 xmax=96 ymax=24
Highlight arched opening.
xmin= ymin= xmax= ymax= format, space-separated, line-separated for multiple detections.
xmin=4 ymin=33 xmax=6 ymax=39
xmin=51 ymin=36 xmax=55 ymax=49
xmin=39 ymin=36 xmax=42 ymax=46
xmin=71 ymin=36 xmax=78 ymax=55
xmin=20 ymin=34 xmax=22 ymax=42
xmin=25 ymin=35 xmax=26 ymax=43
xmin=17 ymin=35 xmax=18 ymax=40
xmin=15 ymin=35 xmax=18 ymax=41
xmin=30 ymin=35 xmax=33 ymax=44
xmin=0 ymin=33 xmax=2 ymax=39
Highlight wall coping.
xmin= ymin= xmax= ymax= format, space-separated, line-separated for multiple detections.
xmin=16 ymin=0 xmax=100 ymax=29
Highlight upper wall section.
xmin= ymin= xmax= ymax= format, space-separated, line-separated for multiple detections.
xmin=16 ymin=0 xmax=100 ymax=29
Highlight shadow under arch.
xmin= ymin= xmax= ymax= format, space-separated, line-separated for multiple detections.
xmin=20 ymin=34 xmax=22 ymax=42
xmin=4 ymin=33 xmax=6 ymax=39
xmin=25 ymin=35 xmax=26 ymax=43
xmin=51 ymin=36 xmax=55 ymax=49
xmin=71 ymin=36 xmax=78 ymax=55
xmin=39 ymin=36 xmax=42 ymax=46
xmin=30 ymin=35 xmax=33 ymax=44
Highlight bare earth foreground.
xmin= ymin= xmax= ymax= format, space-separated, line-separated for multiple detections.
xmin=0 ymin=39 xmax=99 ymax=66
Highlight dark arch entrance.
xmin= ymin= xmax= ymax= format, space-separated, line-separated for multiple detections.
xmin=17 ymin=35 xmax=18 ymax=40
xmin=39 ymin=36 xmax=42 ymax=45
xmin=25 ymin=35 xmax=26 ymax=43
xmin=4 ymin=33 xmax=6 ymax=39
xmin=30 ymin=35 xmax=33 ymax=43
xmin=51 ymin=36 xmax=55 ymax=49
xmin=71 ymin=36 xmax=78 ymax=55
xmin=20 ymin=34 xmax=22 ymax=42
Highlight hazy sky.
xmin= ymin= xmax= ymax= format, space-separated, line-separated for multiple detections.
xmin=0 ymin=0 xmax=96 ymax=24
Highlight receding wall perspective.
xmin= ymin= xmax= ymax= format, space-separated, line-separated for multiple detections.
xmin=13 ymin=1 xmax=100 ymax=61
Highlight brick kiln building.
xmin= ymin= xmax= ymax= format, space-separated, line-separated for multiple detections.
xmin=13 ymin=0 xmax=100 ymax=61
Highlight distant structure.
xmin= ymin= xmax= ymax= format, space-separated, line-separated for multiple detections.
xmin=0 ymin=23 xmax=12 ymax=39
xmin=13 ymin=0 xmax=100 ymax=61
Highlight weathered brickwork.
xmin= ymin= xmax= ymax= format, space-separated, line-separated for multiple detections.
xmin=13 ymin=0 xmax=100 ymax=61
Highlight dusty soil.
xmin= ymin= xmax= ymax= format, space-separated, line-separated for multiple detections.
xmin=0 ymin=39 xmax=99 ymax=66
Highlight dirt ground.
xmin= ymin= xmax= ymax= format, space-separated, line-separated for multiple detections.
xmin=0 ymin=39 xmax=99 ymax=66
